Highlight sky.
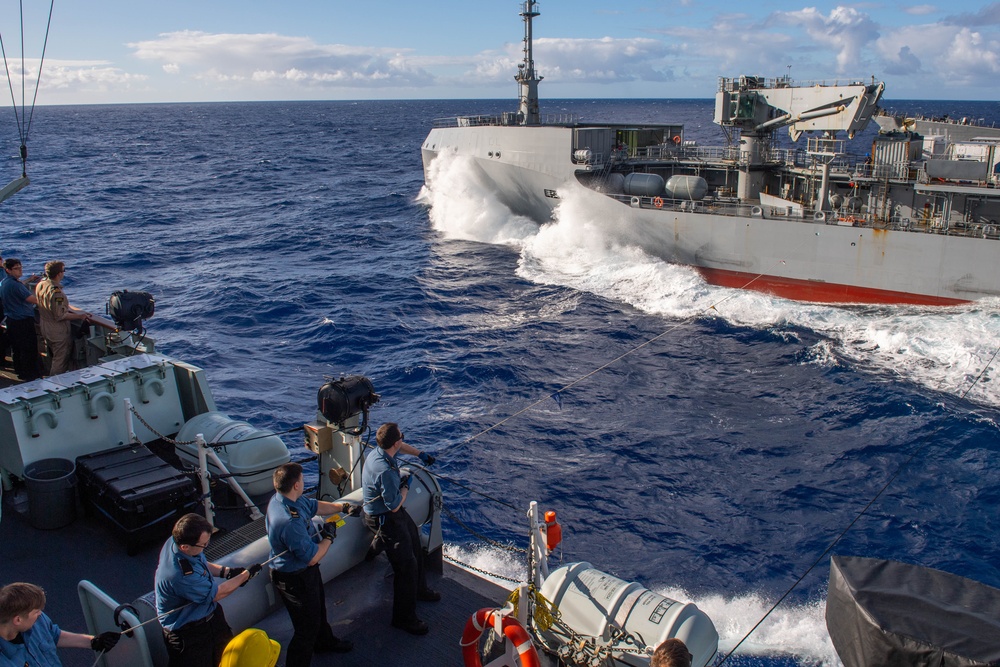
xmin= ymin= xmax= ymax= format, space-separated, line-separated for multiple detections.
xmin=2 ymin=1 xmax=1000 ymax=105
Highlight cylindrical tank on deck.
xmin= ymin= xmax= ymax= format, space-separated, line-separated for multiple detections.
xmin=623 ymin=173 xmax=665 ymax=197
xmin=829 ymin=193 xmax=844 ymax=209
xmin=573 ymin=149 xmax=593 ymax=164
xmin=539 ymin=562 xmax=719 ymax=667
xmin=845 ymin=196 xmax=862 ymax=212
xmin=664 ymin=175 xmax=708 ymax=201
xmin=175 ymin=412 xmax=290 ymax=496
xmin=601 ymin=172 xmax=625 ymax=194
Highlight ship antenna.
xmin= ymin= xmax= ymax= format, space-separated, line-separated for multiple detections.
xmin=516 ymin=1 xmax=542 ymax=126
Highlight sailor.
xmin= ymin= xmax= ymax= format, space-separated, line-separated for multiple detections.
xmin=155 ymin=513 xmax=262 ymax=667
xmin=34 ymin=261 xmax=92 ymax=376
xmin=650 ymin=638 xmax=693 ymax=667
xmin=266 ymin=462 xmax=356 ymax=667
xmin=0 ymin=582 xmax=121 ymax=666
xmin=361 ymin=422 xmax=440 ymax=636
xmin=0 ymin=258 xmax=41 ymax=381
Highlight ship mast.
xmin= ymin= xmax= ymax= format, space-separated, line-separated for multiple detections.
xmin=515 ymin=1 xmax=542 ymax=126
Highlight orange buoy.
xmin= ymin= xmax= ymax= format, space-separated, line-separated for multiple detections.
xmin=461 ymin=609 xmax=541 ymax=667
xmin=672 ymin=135 xmax=681 ymax=144
xmin=545 ymin=510 xmax=562 ymax=550
xmin=653 ymin=196 xmax=664 ymax=209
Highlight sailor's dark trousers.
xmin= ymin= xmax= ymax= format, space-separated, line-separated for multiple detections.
xmin=271 ymin=563 xmax=340 ymax=667
xmin=7 ymin=317 xmax=39 ymax=380
xmin=162 ymin=603 xmax=232 ymax=667
xmin=364 ymin=508 xmax=428 ymax=624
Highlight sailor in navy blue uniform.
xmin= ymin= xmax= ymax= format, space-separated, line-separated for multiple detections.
xmin=266 ymin=462 xmax=356 ymax=667
xmin=0 ymin=582 xmax=120 ymax=666
xmin=155 ymin=513 xmax=260 ymax=667
xmin=362 ymin=422 xmax=440 ymax=636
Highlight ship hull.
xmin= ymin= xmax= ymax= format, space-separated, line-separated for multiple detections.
xmin=423 ymin=126 xmax=1000 ymax=306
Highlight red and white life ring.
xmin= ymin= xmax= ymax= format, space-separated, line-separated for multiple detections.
xmin=652 ymin=196 xmax=664 ymax=208
xmin=460 ymin=608 xmax=541 ymax=667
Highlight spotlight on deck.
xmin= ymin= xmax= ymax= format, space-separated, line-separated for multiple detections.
xmin=317 ymin=376 xmax=380 ymax=433
xmin=107 ymin=290 xmax=155 ymax=333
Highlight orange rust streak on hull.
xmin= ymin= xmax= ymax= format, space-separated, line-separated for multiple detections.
xmin=697 ymin=267 xmax=968 ymax=306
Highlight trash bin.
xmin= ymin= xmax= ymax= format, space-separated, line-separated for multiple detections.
xmin=22 ymin=458 xmax=77 ymax=530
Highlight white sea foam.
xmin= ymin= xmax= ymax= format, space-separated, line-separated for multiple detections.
xmin=668 ymin=588 xmax=843 ymax=666
xmin=422 ymin=151 xmax=1000 ymax=408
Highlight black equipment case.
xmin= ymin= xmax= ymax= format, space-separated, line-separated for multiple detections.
xmin=76 ymin=444 xmax=200 ymax=554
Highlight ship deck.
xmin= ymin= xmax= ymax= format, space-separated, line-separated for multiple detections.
xmin=0 ymin=479 xmax=510 ymax=667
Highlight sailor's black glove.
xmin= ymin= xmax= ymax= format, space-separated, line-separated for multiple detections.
xmin=239 ymin=563 xmax=262 ymax=587
xmin=399 ymin=473 xmax=411 ymax=489
xmin=223 ymin=566 xmax=246 ymax=580
xmin=91 ymin=631 xmax=121 ymax=653
xmin=418 ymin=452 xmax=436 ymax=466
xmin=319 ymin=522 xmax=337 ymax=542
xmin=342 ymin=502 xmax=362 ymax=517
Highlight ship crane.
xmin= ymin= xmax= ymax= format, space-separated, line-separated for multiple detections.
xmin=714 ymin=75 xmax=885 ymax=207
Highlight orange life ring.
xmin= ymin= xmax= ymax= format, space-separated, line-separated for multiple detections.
xmin=653 ymin=197 xmax=664 ymax=208
xmin=672 ymin=135 xmax=681 ymax=144
xmin=461 ymin=608 xmax=541 ymax=667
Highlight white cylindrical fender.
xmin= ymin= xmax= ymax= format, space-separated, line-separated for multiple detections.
xmin=175 ymin=412 xmax=290 ymax=495
xmin=539 ymin=562 xmax=718 ymax=667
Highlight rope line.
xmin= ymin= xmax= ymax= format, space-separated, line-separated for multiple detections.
xmin=441 ymin=504 xmax=527 ymax=555
xmin=717 ymin=434 xmax=933 ymax=664
xmin=423 ymin=469 xmax=520 ymax=511
xmin=0 ymin=0 xmax=54 ymax=174
xmin=960 ymin=343 xmax=1000 ymax=400
xmin=719 ymin=321 xmax=1000 ymax=662
xmin=440 ymin=247 xmax=805 ymax=457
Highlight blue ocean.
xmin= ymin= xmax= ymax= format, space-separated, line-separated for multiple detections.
xmin=5 ymin=97 xmax=1000 ymax=666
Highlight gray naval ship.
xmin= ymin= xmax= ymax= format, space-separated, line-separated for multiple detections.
xmin=421 ymin=1 xmax=1000 ymax=306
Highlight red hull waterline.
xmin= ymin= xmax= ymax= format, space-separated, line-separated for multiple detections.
xmin=698 ymin=267 xmax=969 ymax=307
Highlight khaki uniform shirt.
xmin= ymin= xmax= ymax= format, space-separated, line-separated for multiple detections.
xmin=35 ymin=278 xmax=72 ymax=341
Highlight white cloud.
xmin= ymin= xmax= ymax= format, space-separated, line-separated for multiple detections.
xmin=650 ymin=15 xmax=798 ymax=75
xmin=771 ymin=7 xmax=880 ymax=73
xmin=463 ymin=37 xmax=677 ymax=86
xmin=2 ymin=59 xmax=147 ymax=95
xmin=904 ymin=5 xmax=938 ymax=16
xmin=876 ymin=24 xmax=1000 ymax=90
xmin=128 ymin=31 xmax=435 ymax=90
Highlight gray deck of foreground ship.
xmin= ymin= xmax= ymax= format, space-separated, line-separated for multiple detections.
xmin=0 ymin=490 xmax=510 ymax=667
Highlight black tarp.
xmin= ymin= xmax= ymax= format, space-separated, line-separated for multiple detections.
xmin=826 ymin=555 xmax=1000 ymax=667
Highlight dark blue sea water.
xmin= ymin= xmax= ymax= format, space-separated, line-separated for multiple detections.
xmin=4 ymin=97 xmax=1000 ymax=665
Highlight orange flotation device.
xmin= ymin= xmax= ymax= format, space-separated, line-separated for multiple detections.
xmin=461 ymin=608 xmax=541 ymax=667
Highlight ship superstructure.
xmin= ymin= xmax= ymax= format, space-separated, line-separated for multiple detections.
xmin=421 ymin=2 xmax=1000 ymax=305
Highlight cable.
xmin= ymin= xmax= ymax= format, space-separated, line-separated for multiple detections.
xmin=718 ymin=435 xmax=932 ymax=664
xmin=439 ymin=247 xmax=804 ymax=458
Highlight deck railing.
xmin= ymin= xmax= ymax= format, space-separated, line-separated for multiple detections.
xmin=608 ymin=193 xmax=1000 ymax=240
xmin=431 ymin=113 xmax=580 ymax=129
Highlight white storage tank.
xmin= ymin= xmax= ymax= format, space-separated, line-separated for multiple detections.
xmin=665 ymin=175 xmax=708 ymax=201
xmin=539 ymin=562 xmax=718 ymax=667
xmin=623 ymin=173 xmax=665 ymax=197
xmin=175 ymin=412 xmax=290 ymax=495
